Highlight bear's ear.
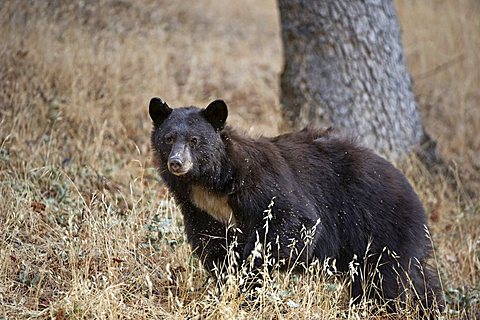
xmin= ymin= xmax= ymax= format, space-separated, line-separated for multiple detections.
xmin=202 ymin=99 xmax=228 ymax=131
xmin=149 ymin=97 xmax=172 ymax=125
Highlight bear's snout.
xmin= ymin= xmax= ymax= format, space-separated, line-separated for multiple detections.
xmin=168 ymin=157 xmax=183 ymax=171
xmin=167 ymin=146 xmax=193 ymax=176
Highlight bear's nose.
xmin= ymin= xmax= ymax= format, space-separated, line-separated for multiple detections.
xmin=168 ymin=157 xmax=183 ymax=172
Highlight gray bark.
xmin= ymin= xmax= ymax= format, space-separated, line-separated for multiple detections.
xmin=278 ymin=0 xmax=439 ymax=163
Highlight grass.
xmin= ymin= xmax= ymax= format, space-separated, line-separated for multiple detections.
xmin=0 ymin=0 xmax=479 ymax=318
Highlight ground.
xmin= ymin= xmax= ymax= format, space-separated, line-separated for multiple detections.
xmin=0 ymin=0 xmax=478 ymax=318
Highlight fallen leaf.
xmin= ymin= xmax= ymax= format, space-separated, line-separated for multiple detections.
xmin=31 ymin=201 xmax=46 ymax=213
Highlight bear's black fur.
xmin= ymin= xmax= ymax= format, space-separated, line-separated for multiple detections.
xmin=149 ymin=98 xmax=443 ymax=311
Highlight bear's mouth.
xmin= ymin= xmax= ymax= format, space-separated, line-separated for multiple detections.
xmin=167 ymin=160 xmax=193 ymax=176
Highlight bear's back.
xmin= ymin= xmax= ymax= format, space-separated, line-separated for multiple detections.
xmin=265 ymin=127 xmax=429 ymax=261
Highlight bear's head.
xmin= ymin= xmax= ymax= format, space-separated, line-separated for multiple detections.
xmin=149 ymin=98 xmax=228 ymax=181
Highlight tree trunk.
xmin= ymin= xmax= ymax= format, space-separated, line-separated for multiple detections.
xmin=278 ymin=0 xmax=440 ymax=163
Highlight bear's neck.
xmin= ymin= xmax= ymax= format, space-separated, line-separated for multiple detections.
xmin=219 ymin=127 xmax=269 ymax=194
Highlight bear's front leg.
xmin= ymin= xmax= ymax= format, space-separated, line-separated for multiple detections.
xmin=180 ymin=202 xmax=241 ymax=277
xmin=239 ymin=206 xmax=322 ymax=291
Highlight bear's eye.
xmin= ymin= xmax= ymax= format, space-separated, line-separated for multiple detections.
xmin=190 ymin=136 xmax=199 ymax=147
xmin=165 ymin=135 xmax=174 ymax=144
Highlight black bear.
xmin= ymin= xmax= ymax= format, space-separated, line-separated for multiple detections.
xmin=149 ymin=97 xmax=443 ymax=312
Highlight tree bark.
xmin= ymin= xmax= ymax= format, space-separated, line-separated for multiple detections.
xmin=278 ymin=0 xmax=440 ymax=163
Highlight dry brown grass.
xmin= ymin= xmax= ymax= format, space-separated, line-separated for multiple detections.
xmin=0 ymin=0 xmax=478 ymax=318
